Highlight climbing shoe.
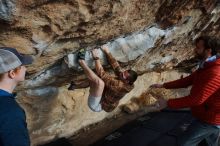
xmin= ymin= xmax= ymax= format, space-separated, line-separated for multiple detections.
xmin=77 ymin=48 xmax=86 ymax=61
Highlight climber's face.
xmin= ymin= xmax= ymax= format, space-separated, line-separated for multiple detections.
xmin=119 ymin=70 xmax=130 ymax=83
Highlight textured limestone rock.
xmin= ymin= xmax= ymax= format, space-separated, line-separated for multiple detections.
xmin=122 ymin=87 xmax=189 ymax=114
xmin=65 ymin=26 xmax=166 ymax=70
xmin=0 ymin=0 xmax=16 ymax=21
xmin=0 ymin=0 xmax=220 ymax=145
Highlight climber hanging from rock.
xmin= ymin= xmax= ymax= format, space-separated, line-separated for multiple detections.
xmin=68 ymin=45 xmax=138 ymax=112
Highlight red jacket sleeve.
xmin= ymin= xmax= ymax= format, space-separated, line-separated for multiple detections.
xmin=168 ymin=71 xmax=220 ymax=109
xmin=163 ymin=72 xmax=195 ymax=89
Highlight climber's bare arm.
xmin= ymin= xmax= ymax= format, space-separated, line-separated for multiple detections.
xmin=101 ymin=45 xmax=122 ymax=75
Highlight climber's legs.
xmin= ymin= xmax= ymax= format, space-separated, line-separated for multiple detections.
xmin=78 ymin=59 xmax=104 ymax=112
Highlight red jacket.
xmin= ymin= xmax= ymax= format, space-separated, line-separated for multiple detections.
xmin=164 ymin=58 xmax=220 ymax=125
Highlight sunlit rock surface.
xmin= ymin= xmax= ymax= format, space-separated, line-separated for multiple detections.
xmin=0 ymin=0 xmax=220 ymax=145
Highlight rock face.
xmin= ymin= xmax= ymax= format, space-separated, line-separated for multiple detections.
xmin=0 ymin=0 xmax=220 ymax=145
xmin=122 ymin=87 xmax=189 ymax=114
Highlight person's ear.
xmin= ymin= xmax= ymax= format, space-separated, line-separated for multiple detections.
xmin=8 ymin=70 xmax=16 ymax=79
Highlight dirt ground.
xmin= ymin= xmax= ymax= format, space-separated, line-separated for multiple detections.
xmin=69 ymin=107 xmax=157 ymax=146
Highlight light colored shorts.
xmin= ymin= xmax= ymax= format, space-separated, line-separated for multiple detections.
xmin=88 ymin=95 xmax=103 ymax=112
